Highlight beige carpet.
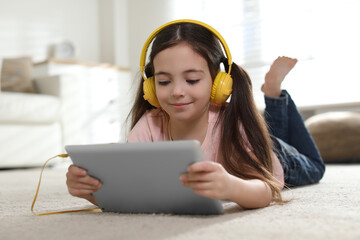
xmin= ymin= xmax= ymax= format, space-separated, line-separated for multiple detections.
xmin=0 ymin=163 xmax=359 ymax=240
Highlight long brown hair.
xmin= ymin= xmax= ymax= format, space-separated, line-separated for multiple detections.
xmin=128 ymin=22 xmax=282 ymax=202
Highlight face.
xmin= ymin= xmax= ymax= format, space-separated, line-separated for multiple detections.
xmin=153 ymin=43 xmax=213 ymax=123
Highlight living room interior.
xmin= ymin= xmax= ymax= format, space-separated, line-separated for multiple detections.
xmin=1 ymin=0 xmax=359 ymax=239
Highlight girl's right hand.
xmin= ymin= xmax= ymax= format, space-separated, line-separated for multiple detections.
xmin=66 ymin=164 xmax=102 ymax=206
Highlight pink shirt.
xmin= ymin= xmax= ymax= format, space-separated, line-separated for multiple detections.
xmin=127 ymin=106 xmax=284 ymax=188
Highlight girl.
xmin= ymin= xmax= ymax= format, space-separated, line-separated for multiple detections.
xmin=66 ymin=20 xmax=325 ymax=209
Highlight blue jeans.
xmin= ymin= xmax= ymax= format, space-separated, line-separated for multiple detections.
xmin=264 ymin=90 xmax=325 ymax=187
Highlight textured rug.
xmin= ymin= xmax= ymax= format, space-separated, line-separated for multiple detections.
xmin=0 ymin=163 xmax=359 ymax=240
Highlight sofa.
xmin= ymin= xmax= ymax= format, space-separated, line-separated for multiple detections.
xmin=0 ymin=56 xmax=132 ymax=168
xmin=0 ymin=75 xmax=83 ymax=168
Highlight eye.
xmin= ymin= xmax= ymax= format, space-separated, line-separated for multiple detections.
xmin=187 ymin=79 xmax=200 ymax=85
xmin=157 ymin=81 xmax=170 ymax=86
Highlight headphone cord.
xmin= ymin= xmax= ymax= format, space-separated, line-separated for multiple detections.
xmin=31 ymin=154 xmax=101 ymax=216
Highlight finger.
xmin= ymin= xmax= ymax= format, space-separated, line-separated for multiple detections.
xmin=66 ymin=170 xmax=101 ymax=186
xmin=67 ymin=175 xmax=101 ymax=187
xmin=188 ymin=161 xmax=219 ymax=173
xmin=182 ymin=180 xmax=213 ymax=191
xmin=67 ymin=165 xmax=99 ymax=184
xmin=68 ymin=164 xmax=88 ymax=177
xmin=180 ymin=172 xmax=215 ymax=182
xmin=193 ymin=189 xmax=219 ymax=199
xmin=182 ymin=182 xmax=219 ymax=199
xmin=68 ymin=187 xmax=96 ymax=197
xmin=67 ymin=180 xmax=102 ymax=191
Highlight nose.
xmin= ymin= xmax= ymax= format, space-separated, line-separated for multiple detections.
xmin=171 ymin=81 xmax=185 ymax=97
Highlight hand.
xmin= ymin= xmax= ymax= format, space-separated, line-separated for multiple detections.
xmin=179 ymin=161 xmax=233 ymax=200
xmin=66 ymin=164 xmax=102 ymax=205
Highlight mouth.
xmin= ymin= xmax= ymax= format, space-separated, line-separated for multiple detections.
xmin=171 ymin=102 xmax=192 ymax=109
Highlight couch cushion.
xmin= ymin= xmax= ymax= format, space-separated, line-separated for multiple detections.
xmin=305 ymin=111 xmax=360 ymax=163
xmin=1 ymin=57 xmax=37 ymax=93
xmin=0 ymin=92 xmax=60 ymax=124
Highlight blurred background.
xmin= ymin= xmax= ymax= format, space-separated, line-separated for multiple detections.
xmin=0 ymin=0 xmax=359 ymax=167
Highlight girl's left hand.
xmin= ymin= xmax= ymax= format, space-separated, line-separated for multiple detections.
xmin=180 ymin=161 xmax=233 ymax=200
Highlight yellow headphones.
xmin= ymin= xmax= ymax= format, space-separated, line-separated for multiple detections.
xmin=140 ymin=19 xmax=233 ymax=108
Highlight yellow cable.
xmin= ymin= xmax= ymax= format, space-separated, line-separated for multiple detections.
xmin=31 ymin=154 xmax=101 ymax=216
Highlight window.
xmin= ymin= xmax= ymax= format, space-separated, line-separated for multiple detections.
xmin=170 ymin=0 xmax=360 ymax=107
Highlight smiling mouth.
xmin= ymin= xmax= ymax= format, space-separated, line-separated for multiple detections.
xmin=171 ymin=102 xmax=191 ymax=108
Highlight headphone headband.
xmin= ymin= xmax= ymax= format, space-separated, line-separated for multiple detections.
xmin=140 ymin=19 xmax=233 ymax=80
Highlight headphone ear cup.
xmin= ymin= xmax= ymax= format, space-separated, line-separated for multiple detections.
xmin=143 ymin=77 xmax=161 ymax=108
xmin=211 ymin=72 xmax=233 ymax=105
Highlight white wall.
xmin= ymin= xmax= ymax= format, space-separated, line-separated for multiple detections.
xmin=0 ymin=0 xmax=100 ymax=64
xmin=98 ymin=0 xmax=115 ymax=64
xmin=0 ymin=0 xmax=176 ymax=75
xmin=127 ymin=0 xmax=175 ymax=82
xmin=114 ymin=0 xmax=129 ymax=67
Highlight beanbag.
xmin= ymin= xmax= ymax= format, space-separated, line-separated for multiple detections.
xmin=305 ymin=111 xmax=360 ymax=163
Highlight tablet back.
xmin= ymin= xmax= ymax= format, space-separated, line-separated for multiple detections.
xmin=65 ymin=140 xmax=223 ymax=215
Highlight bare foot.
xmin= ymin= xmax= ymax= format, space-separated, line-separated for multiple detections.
xmin=261 ymin=56 xmax=298 ymax=97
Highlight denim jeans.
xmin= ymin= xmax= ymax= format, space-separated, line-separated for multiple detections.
xmin=264 ymin=90 xmax=325 ymax=187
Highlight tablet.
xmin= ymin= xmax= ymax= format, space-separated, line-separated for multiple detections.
xmin=65 ymin=140 xmax=224 ymax=215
